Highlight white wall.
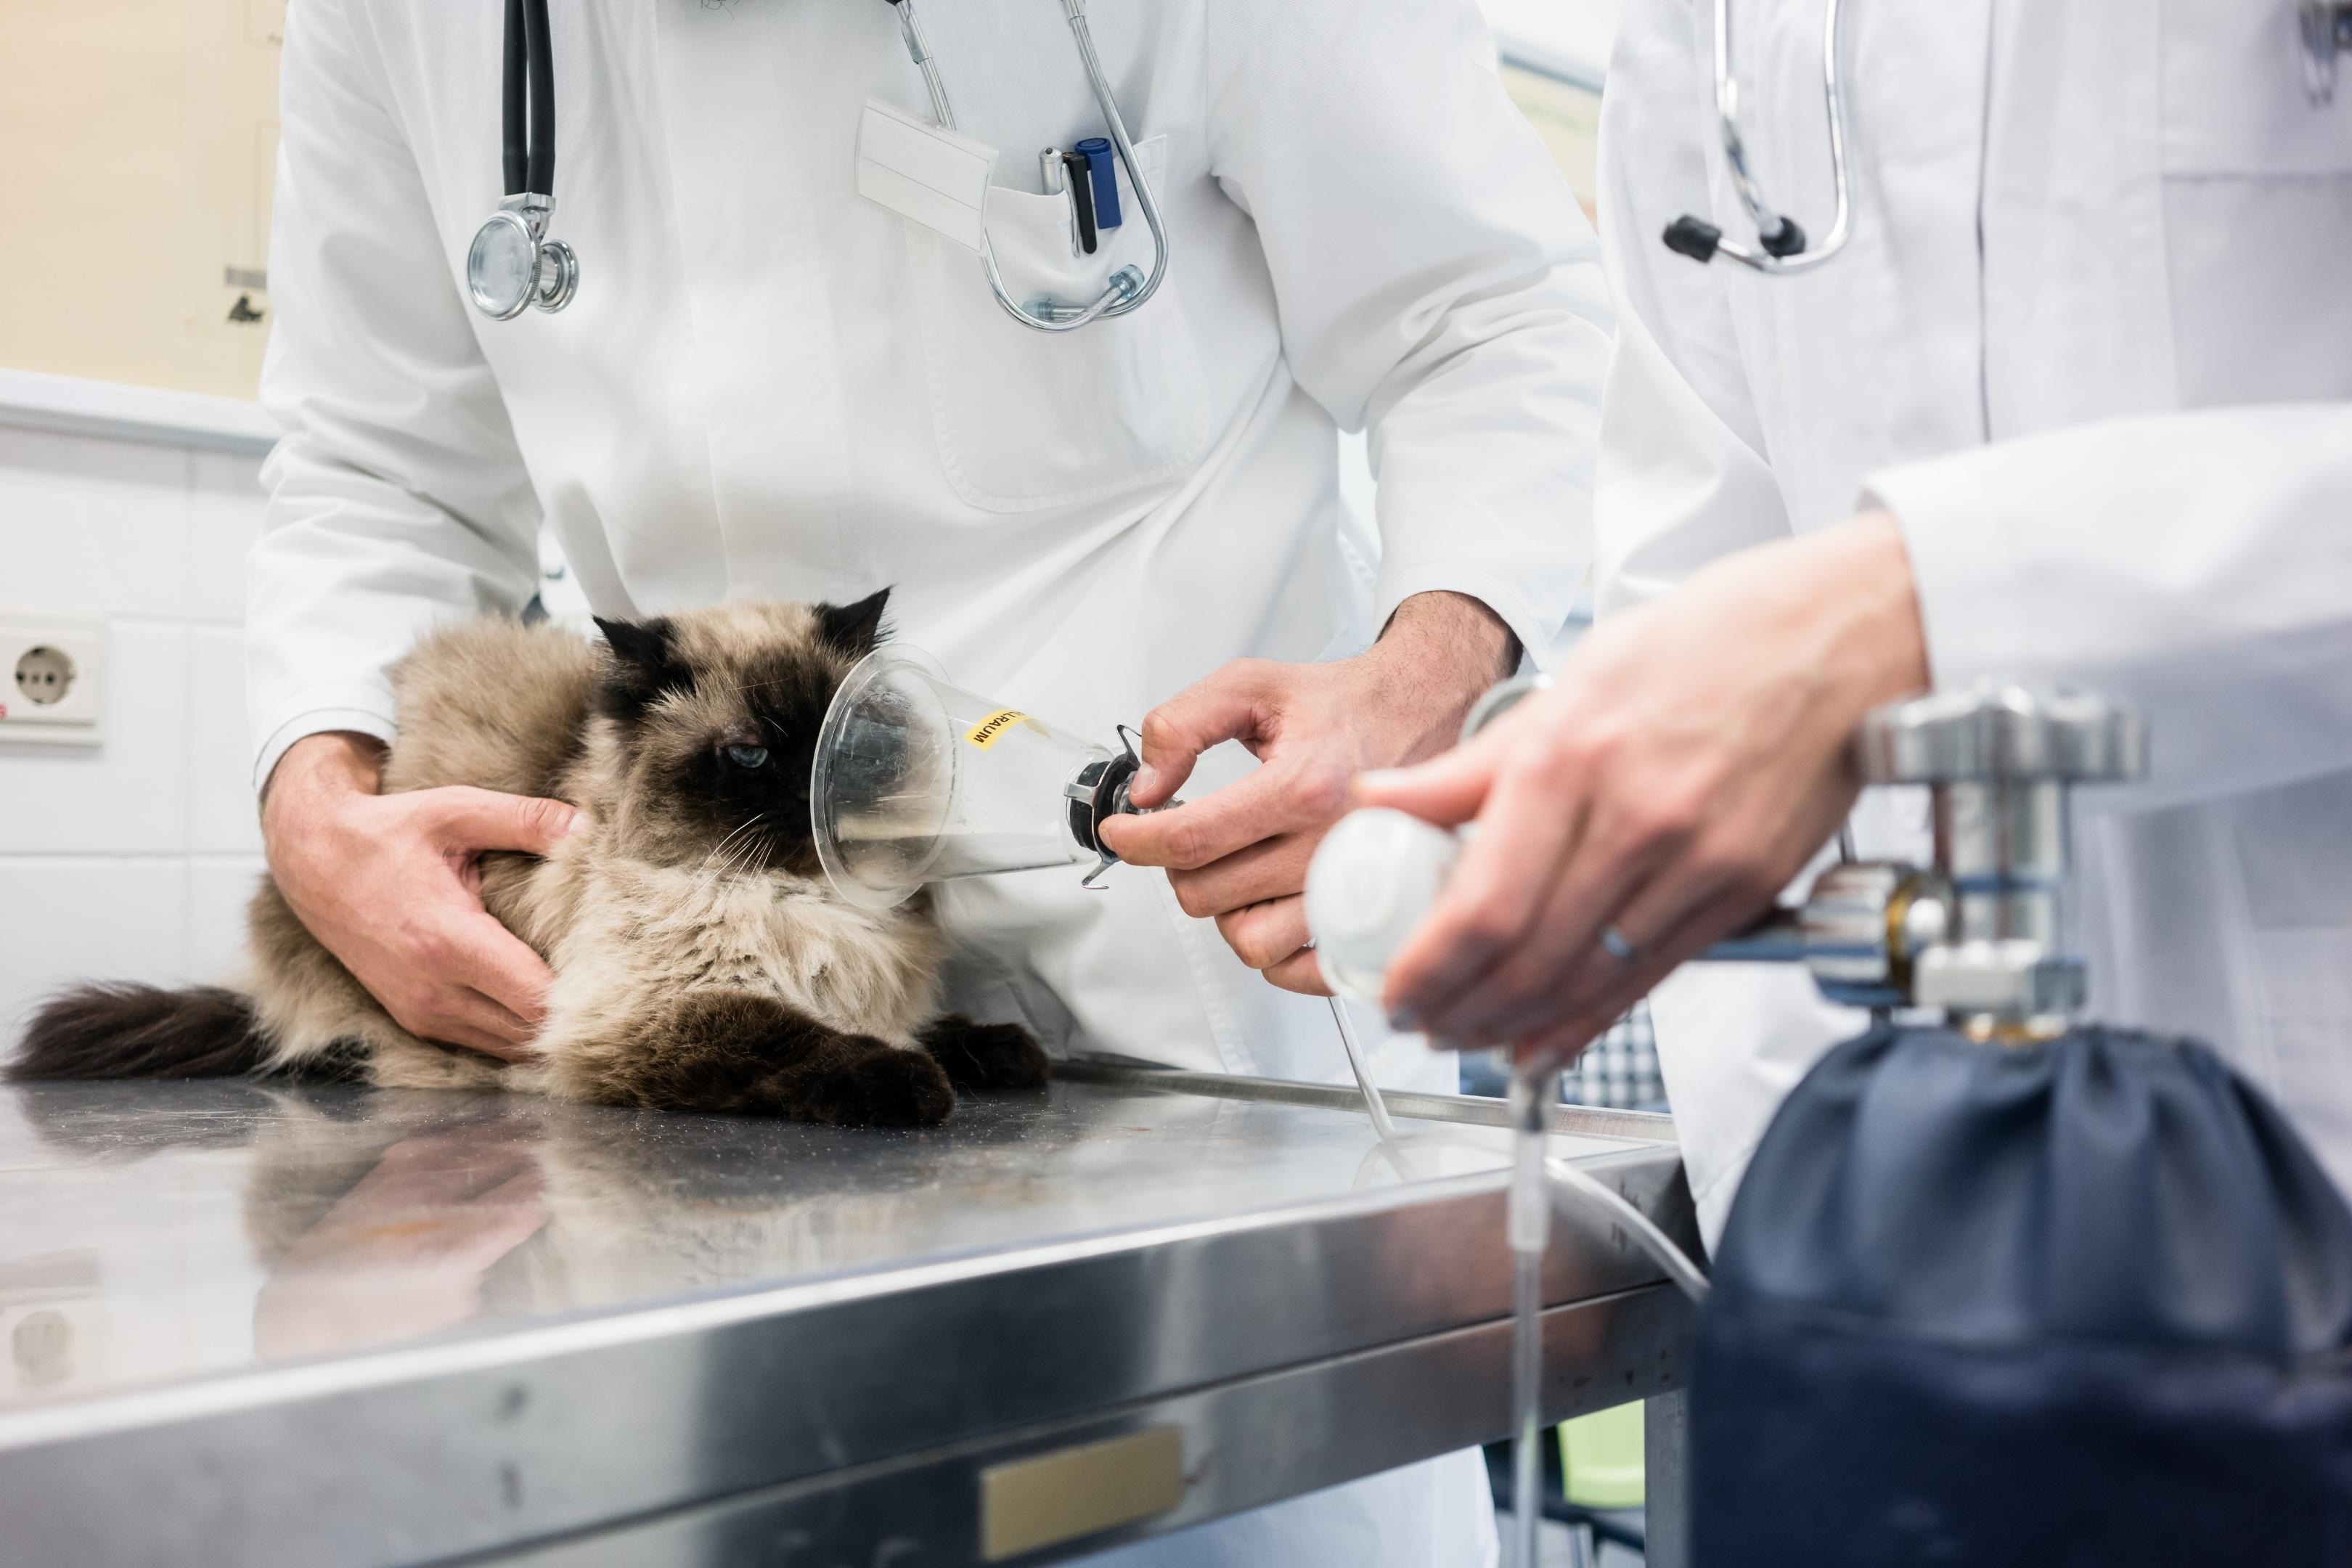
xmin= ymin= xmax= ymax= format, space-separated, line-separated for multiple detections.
xmin=0 ymin=420 xmax=269 ymax=1037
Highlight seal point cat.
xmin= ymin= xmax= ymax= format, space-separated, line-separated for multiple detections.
xmin=10 ymin=593 xmax=1047 ymax=1128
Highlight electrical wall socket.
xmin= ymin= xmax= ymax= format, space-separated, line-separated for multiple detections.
xmin=0 ymin=618 xmax=106 ymax=746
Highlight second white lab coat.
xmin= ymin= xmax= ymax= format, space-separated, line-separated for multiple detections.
xmin=1596 ymin=0 xmax=2352 ymax=1248
xmin=252 ymin=1 xmax=1609 ymax=1561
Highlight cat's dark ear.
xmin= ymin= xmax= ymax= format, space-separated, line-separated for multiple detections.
xmin=595 ymin=615 xmax=690 ymax=716
xmin=815 ymin=588 xmax=891 ymax=656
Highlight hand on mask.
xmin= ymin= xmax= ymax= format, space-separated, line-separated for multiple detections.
xmin=1098 ymin=592 xmax=1519 ymax=995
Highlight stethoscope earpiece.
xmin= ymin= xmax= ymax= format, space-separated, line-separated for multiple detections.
xmin=1678 ymin=0 xmax=2350 ymax=276
xmin=2306 ymin=0 xmax=2352 ymax=105
xmin=1665 ymin=0 xmax=1853 ymax=277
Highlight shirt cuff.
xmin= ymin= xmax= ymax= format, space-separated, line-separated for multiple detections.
xmin=1372 ymin=560 xmax=1567 ymax=677
xmin=252 ymin=694 xmax=399 ymax=795
xmin=1862 ymin=452 xmax=2029 ymax=693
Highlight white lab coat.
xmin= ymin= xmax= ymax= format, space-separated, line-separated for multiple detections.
xmin=1596 ymin=0 xmax=2352 ymax=1247
xmin=251 ymin=1 xmax=1610 ymax=1561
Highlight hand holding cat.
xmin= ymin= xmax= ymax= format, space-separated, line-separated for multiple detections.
xmin=1099 ymin=591 xmax=1519 ymax=995
xmin=262 ymin=733 xmax=581 ymax=1061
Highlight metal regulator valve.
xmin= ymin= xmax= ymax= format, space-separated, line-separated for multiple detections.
xmin=1715 ymin=682 xmax=2145 ymax=1037
xmin=1305 ymin=680 xmax=2144 ymax=1568
xmin=1307 ymin=681 xmax=2147 ymax=1041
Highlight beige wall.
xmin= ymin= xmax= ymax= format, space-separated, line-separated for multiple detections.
xmin=1500 ymin=65 xmax=1604 ymax=220
xmin=0 ymin=0 xmax=284 ymax=399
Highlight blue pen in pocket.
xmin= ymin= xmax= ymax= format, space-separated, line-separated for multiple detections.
xmin=1073 ymin=136 xmax=1122 ymax=230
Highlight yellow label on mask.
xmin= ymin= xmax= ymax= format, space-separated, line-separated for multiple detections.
xmin=964 ymin=709 xmax=1031 ymax=749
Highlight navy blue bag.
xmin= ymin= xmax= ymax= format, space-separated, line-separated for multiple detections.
xmin=1691 ymin=1022 xmax=2352 ymax=1565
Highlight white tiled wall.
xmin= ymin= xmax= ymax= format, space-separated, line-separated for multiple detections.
xmin=0 ymin=425 xmax=269 ymax=1037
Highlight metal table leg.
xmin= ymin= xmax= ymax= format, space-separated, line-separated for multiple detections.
xmin=1643 ymin=1389 xmax=1690 ymax=1568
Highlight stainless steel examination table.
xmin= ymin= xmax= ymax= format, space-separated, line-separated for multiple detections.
xmin=0 ymin=1061 xmax=1697 ymax=1567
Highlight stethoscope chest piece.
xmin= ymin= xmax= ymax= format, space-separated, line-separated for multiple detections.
xmin=473 ymin=0 xmax=573 ymax=322
xmin=467 ymin=198 xmax=578 ymax=320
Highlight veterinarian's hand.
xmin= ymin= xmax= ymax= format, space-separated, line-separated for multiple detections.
xmin=1357 ymin=513 xmax=1929 ymax=1067
xmin=1099 ymin=592 xmax=1519 ymax=995
xmin=262 ymin=733 xmax=579 ymax=1061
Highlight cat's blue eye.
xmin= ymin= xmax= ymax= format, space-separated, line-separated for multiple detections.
xmin=724 ymin=744 xmax=770 ymax=769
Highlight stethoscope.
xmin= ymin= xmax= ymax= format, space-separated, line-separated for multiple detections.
xmin=889 ymin=0 xmax=1170 ymax=330
xmin=466 ymin=0 xmax=579 ymax=320
xmin=1661 ymin=0 xmax=2352 ymax=278
xmin=465 ymin=0 xmax=1169 ymax=333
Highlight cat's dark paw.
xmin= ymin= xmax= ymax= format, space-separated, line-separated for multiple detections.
xmin=809 ymin=1045 xmax=956 ymax=1129
xmin=920 ymin=1016 xmax=1050 ymax=1093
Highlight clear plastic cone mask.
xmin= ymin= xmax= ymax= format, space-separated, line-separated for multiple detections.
xmin=809 ymin=646 xmax=1138 ymax=910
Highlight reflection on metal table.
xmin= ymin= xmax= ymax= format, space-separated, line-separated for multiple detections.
xmin=0 ymin=1059 xmax=1696 ymax=1566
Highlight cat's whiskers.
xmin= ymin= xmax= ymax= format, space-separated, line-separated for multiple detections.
xmin=730 ymin=821 xmax=774 ymax=881
xmin=689 ymin=817 xmax=761 ymax=880
xmin=711 ymin=820 xmax=768 ymax=884
xmin=683 ymin=814 xmax=770 ymax=906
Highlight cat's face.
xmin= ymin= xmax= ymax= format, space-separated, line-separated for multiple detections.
xmin=592 ymin=592 xmax=891 ymax=877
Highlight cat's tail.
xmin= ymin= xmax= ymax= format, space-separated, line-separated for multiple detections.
xmin=9 ymin=984 xmax=272 ymax=1082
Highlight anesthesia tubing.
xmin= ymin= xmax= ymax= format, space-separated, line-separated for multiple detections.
xmin=1328 ymin=1000 xmax=1707 ymax=1564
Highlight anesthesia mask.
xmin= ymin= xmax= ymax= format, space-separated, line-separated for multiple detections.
xmin=809 ymin=646 xmax=1161 ymax=910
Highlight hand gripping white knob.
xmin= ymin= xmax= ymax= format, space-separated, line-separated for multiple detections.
xmin=1304 ymin=809 xmax=1463 ymax=1005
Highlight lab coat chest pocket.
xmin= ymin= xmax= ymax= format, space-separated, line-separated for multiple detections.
xmin=2157 ymin=0 xmax=2352 ymax=405
xmin=858 ymin=103 xmax=1212 ymax=513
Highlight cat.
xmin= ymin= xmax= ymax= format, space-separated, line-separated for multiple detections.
xmin=7 ymin=593 xmax=1047 ymax=1127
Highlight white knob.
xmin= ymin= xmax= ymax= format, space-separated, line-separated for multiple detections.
xmin=1305 ymin=809 xmax=1462 ymax=1005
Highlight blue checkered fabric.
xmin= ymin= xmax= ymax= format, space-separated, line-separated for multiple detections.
xmin=1561 ymin=1003 xmax=1665 ymax=1111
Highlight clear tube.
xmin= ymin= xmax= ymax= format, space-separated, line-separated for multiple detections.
xmin=1326 ymin=1001 xmax=1706 ymax=1568
xmin=1548 ymin=1156 xmax=1712 ymax=1304
xmin=1508 ymin=1068 xmax=1548 ymax=1568
xmin=1327 ymin=997 xmax=1402 ymax=1143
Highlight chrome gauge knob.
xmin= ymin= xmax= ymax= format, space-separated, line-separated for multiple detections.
xmin=1855 ymin=682 xmax=2145 ymax=1036
xmin=1858 ymin=682 xmax=2147 ymax=787
xmin=1795 ymin=861 xmax=1950 ymax=1011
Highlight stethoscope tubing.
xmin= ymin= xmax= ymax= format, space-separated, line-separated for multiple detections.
xmin=503 ymin=0 xmax=556 ymax=199
xmin=1686 ymin=0 xmax=2351 ymax=274
xmin=470 ymin=0 xmax=573 ymax=319
xmin=964 ymin=0 xmax=1172 ymax=332
xmin=474 ymin=0 xmax=1171 ymax=330
xmin=1702 ymin=0 xmax=1853 ymax=275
